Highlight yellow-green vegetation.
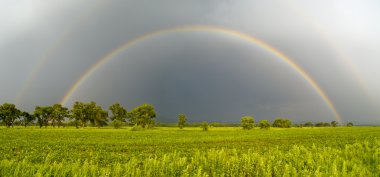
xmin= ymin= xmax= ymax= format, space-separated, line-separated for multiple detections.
xmin=0 ymin=127 xmax=379 ymax=176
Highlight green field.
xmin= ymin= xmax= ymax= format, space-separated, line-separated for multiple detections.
xmin=0 ymin=127 xmax=379 ymax=176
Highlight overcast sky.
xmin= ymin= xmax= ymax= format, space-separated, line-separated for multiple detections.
xmin=1 ymin=0 xmax=380 ymax=124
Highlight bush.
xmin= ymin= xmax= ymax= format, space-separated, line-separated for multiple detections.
xmin=303 ymin=122 xmax=314 ymax=127
xmin=177 ymin=114 xmax=187 ymax=129
xmin=112 ymin=120 xmax=124 ymax=129
xmin=147 ymin=121 xmax=155 ymax=129
xmin=272 ymin=118 xmax=292 ymax=128
xmin=258 ymin=120 xmax=270 ymax=129
xmin=200 ymin=122 xmax=209 ymax=131
xmin=241 ymin=116 xmax=254 ymax=130
xmin=315 ymin=122 xmax=332 ymax=127
xmin=131 ymin=124 xmax=145 ymax=131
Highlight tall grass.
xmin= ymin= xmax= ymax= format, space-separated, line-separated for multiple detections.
xmin=0 ymin=127 xmax=379 ymax=176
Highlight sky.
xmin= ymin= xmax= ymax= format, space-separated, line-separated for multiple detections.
xmin=1 ymin=0 xmax=380 ymax=124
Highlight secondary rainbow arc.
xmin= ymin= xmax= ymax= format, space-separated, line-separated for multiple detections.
xmin=13 ymin=0 xmax=109 ymax=105
xmin=59 ymin=25 xmax=342 ymax=123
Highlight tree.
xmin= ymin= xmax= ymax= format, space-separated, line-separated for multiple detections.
xmin=70 ymin=101 xmax=105 ymax=128
xmin=315 ymin=122 xmax=324 ymax=127
xmin=127 ymin=104 xmax=156 ymax=128
xmin=87 ymin=102 xmax=100 ymax=127
xmin=34 ymin=106 xmax=53 ymax=128
xmin=304 ymin=122 xmax=314 ymax=127
xmin=331 ymin=121 xmax=338 ymax=127
xmin=201 ymin=121 xmax=209 ymax=131
xmin=34 ymin=107 xmax=43 ymax=128
xmin=70 ymin=102 xmax=87 ymax=128
xmin=109 ymin=103 xmax=127 ymax=122
xmin=52 ymin=104 xmax=69 ymax=128
xmin=347 ymin=122 xmax=354 ymax=127
xmin=177 ymin=114 xmax=187 ymax=129
xmin=272 ymin=118 xmax=292 ymax=128
xmin=315 ymin=122 xmax=331 ymax=127
xmin=93 ymin=105 xmax=108 ymax=128
xmin=21 ymin=111 xmax=35 ymax=127
xmin=112 ymin=120 xmax=124 ymax=129
xmin=241 ymin=116 xmax=255 ymax=130
xmin=258 ymin=120 xmax=270 ymax=129
xmin=0 ymin=103 xmax=22 ymax=128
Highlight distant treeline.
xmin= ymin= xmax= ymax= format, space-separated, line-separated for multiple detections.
xmin=0 ymin=102 xmax=156 ymax=129
xmin=157 ymin=122 xmax=241 ymax=127
xmin=0 ymin=102 xmax=354 ymax=129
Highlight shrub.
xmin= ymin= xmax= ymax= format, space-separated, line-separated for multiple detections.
xmin=177 ymin=114 xmax=187 ymax=129
xmin=131 ymin=124 xmax=145 ymax=131
xmin=258 ymin=120 xmax=270 ymax=129
xmin=272 ymin=118 xmax=292 ymax=128
xmin=112 ymin=120 xmax=124 ymax=129
xmin=241 ymin=116 xmax=254 ymax=130
xmin=304 ymin=122 xmax=314 ymax=127
xmin=200 ymin=122 xmax=209 ymax=131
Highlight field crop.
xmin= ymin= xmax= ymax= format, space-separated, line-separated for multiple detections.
xmin=0 ymin=127 xmax=379 ymax=176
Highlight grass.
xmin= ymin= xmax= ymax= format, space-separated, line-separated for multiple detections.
xmin=0 ymin=126 xmax=379 ymax=176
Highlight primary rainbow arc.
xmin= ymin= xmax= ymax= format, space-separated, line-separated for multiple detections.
xmin=59 ymin=25 xmax=342 ymax=123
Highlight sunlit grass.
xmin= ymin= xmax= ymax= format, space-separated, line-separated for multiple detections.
xmin=0 ymin=126 xmax=379 ymax=176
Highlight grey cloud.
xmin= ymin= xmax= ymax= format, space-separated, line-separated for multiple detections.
xmin=1 ymin=0 xmax=379 ymax=124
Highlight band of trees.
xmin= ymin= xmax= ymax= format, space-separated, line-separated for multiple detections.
xmin=238 ymin=116 xmax=353 ymax=130
xmin=0 ymin=102 xmax=353 ymax=129
xmin=0 ymin=102 xmax=155 ymax=129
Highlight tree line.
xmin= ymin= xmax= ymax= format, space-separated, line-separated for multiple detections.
xmin=239 ymin=117 xmax=353 ymax=130
xmin=0 ymin=102 xmax=155 ymax=128
xmin=177 ymin=115 xmax=353 ymax=131
xmin=0 ymin=102 xmax=354 ymax=129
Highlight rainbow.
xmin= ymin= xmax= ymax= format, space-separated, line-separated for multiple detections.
xmin=14 ymin=0 xmax=108 ymax=105
xmin=59 ymin=25 xmax=342 ymax=122
xmin=284 ymin=1 xmax=372 ymax=101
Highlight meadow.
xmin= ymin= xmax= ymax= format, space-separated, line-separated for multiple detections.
xmin=0 ymin=126 xmax=379 ymax=176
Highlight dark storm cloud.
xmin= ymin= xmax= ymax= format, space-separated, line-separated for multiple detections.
xmin=7 ymin=0 xmax=223 ymax=107
xmin=1 ymin=0 xmax=379 ymax=123
xmin=72 ymin=33 xmax=332 ymax=122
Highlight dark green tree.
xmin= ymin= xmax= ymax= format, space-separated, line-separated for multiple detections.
xmin=201 ymin=121 xmax=209 ymax=131
xmin=52 ymin=104 xmax=69 ymax=128
xmin=315 ymin=122 xmax=324 ymax=127
xmin=109 ymin=103 xmax=127 ymax=122
xmin=21 ymin=111 xmax=35 ymax=127
xmin=258 ymin=120 xmax=270 ymax=129
xmin=71 ymin=101 xmax=106 ymax=128
xmin=87 ymin=102 xmax=98 ymax=127
xmin=331 ymin=121 xmax=338 ymax=127
xmin=304 ymin=122 xmax=314 ymax=127
xmin=70 ymin=102 xmax=87 ymax=128
xmin=0 ymin=103 xmax=22 ymax=128
xmin=109 ymin=103 xmax=126 ymax=129
xmin=272 ymin=118 xmax=292 ymax=128
xmin=241 ymin=116 xmax=255 ymax=130
xmin=127 ymin=104 xmax=156 ymax=128
xmin=93 ymin=105 xmax=108 ymax=128
xmin=177 ymin=114 xmax=187 ymax=129
xmin=347 ymin=122 xmax=354 ymax=127
xmin=34 ymin=106 xmax=53 ymax=128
